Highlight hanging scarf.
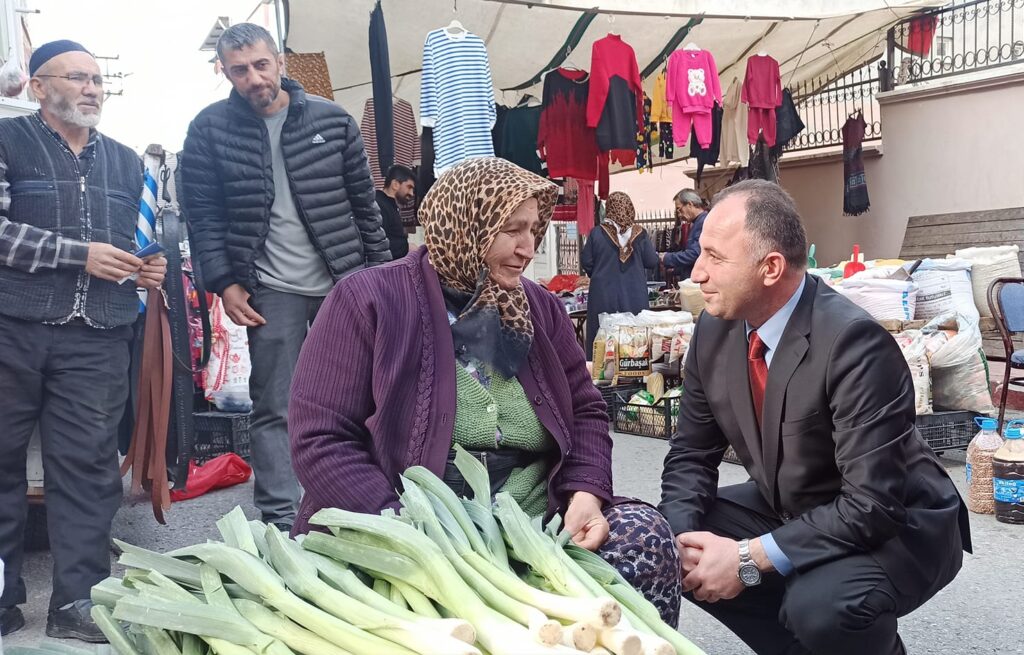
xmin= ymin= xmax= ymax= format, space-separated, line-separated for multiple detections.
xmin=420 ymin=157 xmax=557 ymax=377
xmin=842 ymin=111 xmax=870 ymax=216
xmin=601 ymin=191 xmax=643 ymax=263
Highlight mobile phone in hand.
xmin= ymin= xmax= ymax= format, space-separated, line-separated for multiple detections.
xmin=133 ymin=241 xmax=165 ymax=260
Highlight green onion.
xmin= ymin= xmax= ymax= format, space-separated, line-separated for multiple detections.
xmin=559 ymin=622 xmax=597 ymax=651
xmin=90 ymin=604 xmax=143 ymax=655
xmin=114 ymin=539 xmax=201 ymax=588
xmin=263 ymin=524 xmax=481 ymax=655
xmin=387 ymin=579 xmax=408 ymax=611
xmin=140 ymin=625 xmax=184 ymax=655
xmin=182 ymin=542 xmax=416 ymax=655
xmin=217 ymin=506 xmax=259 ymax=558
xmin=373 ymin=578 xmax=392 ymax=599
xmin=203 ymin=637 xmax=257 ymax=654
xmin=398 ymin=477 xmax=564 ymax=647
xmin=304 ymin=549 xmax=476 ymax=644
xmin=91 ymin=577 xmax=136 ymax=609
xmin=563 ymin=544 xmax=705 ymax=655
xmin=181 ymin=633 xmax=205 ymax=655
xmin=402 ymin=465 xmax=491 ymax=559
xmin=391 ymin=579 xmax=440 ymax=618
xmin=309 ymin=508 xmax=582 ymax=655
xmin=233 ymin=599 xmax=354 ymax=655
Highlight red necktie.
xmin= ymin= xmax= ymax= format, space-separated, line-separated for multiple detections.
xmin=748 ymin=331 xmax=769 ymax=427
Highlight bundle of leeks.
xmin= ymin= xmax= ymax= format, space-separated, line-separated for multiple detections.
xmin=91 ymin=445 xmax=705 ymax=655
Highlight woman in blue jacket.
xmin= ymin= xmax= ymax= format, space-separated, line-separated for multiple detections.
xmin=581 ymin=192 xmax=659 ymax=359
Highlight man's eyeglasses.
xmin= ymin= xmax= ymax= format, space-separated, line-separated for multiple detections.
xmin=36 ymin=73 xmax=104 ymax=87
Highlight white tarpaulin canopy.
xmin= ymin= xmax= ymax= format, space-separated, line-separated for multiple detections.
xmin=284 ymin=0 xmax=943 ymax=118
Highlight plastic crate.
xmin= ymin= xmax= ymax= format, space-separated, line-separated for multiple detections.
xmin=192 ymin=411 xmax=251 ymax=463
xmin=916 ymin=411 xmax=982 ymax=453
xmin=596 ymin=381 xmax=644 ymax=410
xmin=612 ymin=391 xmax=681 ymax=440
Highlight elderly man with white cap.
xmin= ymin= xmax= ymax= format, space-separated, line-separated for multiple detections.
xmin=0 ymin=40 xmax=166 ymax=643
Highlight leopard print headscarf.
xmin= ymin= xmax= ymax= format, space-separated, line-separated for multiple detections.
xmin=420 ymin=157 xmax=558 ymax=377
xmin=602 ymin=191 xmax=644 ymax=264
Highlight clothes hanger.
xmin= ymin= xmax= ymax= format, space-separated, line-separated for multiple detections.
xmin=684 ymin=42 xmax=701 ymax=51
xmin=561 ymin=45 xmax=582 ymax=72
xmin=445 ymin=0 xmax=466 ymax=35
xmin=606 ymin=13 xmax=619 ymax=36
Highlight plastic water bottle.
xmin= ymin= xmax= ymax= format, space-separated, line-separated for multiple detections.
xmin=993 ymin=419 xmax=1024 ymax=524
xmin=966 ymin=417 xmax=1003 ymax=514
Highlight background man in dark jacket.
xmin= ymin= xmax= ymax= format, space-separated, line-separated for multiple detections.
xmin=181 ymin=24 xmax=390 ymax=532
xmin=662 ymin=188 xmax=706 ymax=280
xmin=375 ymin=164 xmax=415 ymax=260
xmin=660 ymin=180 xmax=970 ymax=655
xmin=0 ymin=40 xmax=166 ymax=643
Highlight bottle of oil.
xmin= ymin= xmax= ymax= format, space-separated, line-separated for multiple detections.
xmin=993 ymin=419 xmax=1024 ymax=524
xmin=966 ymin=417 xmax=1003 ymax=514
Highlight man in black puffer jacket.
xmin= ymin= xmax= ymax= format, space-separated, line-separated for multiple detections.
xmin=181 ymin=24 xmax=390 ymax=531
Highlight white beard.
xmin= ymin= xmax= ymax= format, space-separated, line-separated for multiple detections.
xmin=48 ymin=86 xmax=102 ymax=128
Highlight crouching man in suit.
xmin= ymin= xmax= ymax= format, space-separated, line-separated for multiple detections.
xmin=659 ymin=179 xmax=971 ymax=655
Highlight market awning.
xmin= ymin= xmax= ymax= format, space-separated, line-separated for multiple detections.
xmin=283 ymin=0 xmax=942 ymax=117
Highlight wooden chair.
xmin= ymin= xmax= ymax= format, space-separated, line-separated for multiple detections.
xmin=987 ymin=277 xmax=1024 ymax=428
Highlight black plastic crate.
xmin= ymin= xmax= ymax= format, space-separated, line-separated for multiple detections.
xmin=916 ymin=411 xmax=982 ymax=453
xmin=597 ymin=381 xmax=644 ymax=409
xmin=612 ymin=391 xmax=681 ymax=440
xmin=192 ymin=411 xmax=251 ymax=463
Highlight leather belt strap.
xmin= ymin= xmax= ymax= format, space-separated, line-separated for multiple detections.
xmin=120 ymin=287 xmax=172 ymax=523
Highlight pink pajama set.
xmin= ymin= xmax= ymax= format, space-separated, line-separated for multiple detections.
xmin=666 ymin=49 xmax=722 ymax=150
xmin=742 ymin=55 xmax=782 ymax=146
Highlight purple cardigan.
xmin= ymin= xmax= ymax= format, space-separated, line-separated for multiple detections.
xmin=289 ymin=247 xmax=613 ymax=534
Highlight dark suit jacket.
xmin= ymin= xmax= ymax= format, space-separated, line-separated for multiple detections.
xmin=660 ymin=275 xmax=971 ymax=596
xmin=663 ymin=211 xmax=706 ymax=280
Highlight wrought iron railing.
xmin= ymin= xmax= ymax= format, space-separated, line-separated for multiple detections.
xmin=784 ymin=63 xmax=883 ymax=152
xmin=555 ymin=211 xmax=678 ymax=275
xmin=555 ymin=223 xmax=581 ymax=275
xmin=886 ymin=0 xmax=1024 ymax=87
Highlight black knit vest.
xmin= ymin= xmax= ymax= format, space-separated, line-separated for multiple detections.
xmin=0 ymin=114 xmax=142 ymax=327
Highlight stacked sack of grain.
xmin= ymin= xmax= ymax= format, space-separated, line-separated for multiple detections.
xmin=953 ymin=245 xmax=1022 ymax=318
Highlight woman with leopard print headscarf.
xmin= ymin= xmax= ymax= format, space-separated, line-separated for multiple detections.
xmin=581 ymin=191 xmax=660 ymax=359
xmin=289 ymin=158 xmax=681 ymax=625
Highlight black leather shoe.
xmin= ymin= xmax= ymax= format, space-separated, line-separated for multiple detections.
xmin=1 ymin=605 xmax=25 ymax=636
xmin=46 ymin=599 xmax=107 ymax=643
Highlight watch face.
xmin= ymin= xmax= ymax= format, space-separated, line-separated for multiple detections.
xmin=739 ymin=563 xmax=762 ymax=586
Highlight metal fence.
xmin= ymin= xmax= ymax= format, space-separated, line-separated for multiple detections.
xmin=784 ymin=63 xmax=883 ymax=152
xmin=555 ymin=223 xmax=581 ymax=275
xmin=555 ymin=210 xmax=678 ymax=275
xmin=886 ymin=0 xmax=1024 ymax=87
xmin=777 ymin=1 xmax=1024 ymax=152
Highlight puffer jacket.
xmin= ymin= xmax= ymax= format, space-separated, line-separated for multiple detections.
xmin=180 ymin=78 xmax=390 ymax=294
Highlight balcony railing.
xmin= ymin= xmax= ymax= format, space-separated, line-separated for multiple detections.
xmin=784 ymin=64 xmax=883 ymax=153
xmin=886 ymin=0 xmax=1024 ymax=87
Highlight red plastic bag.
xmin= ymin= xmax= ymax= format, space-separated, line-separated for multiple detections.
xmin=543 ymin=274 xmax=580 ymax=294
xmin=170 ymin=453 xmax=252 ymax=502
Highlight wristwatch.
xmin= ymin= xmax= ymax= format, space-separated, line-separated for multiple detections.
xmin=737 ymin=539 xmax=762 ymax=587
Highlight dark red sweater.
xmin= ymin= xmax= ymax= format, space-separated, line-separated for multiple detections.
xmin=742 ymin=55 xmax=782 ymax=109
xmin=538 ymin=68 xmax=600 ymax=180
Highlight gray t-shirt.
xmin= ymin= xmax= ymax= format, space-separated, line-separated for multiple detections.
xmin=254 ymin=107 xmax=334 ymax=296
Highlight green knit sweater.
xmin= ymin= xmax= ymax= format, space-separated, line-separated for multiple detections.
xmin=452 ymin=362 xmax=555 ymax=516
